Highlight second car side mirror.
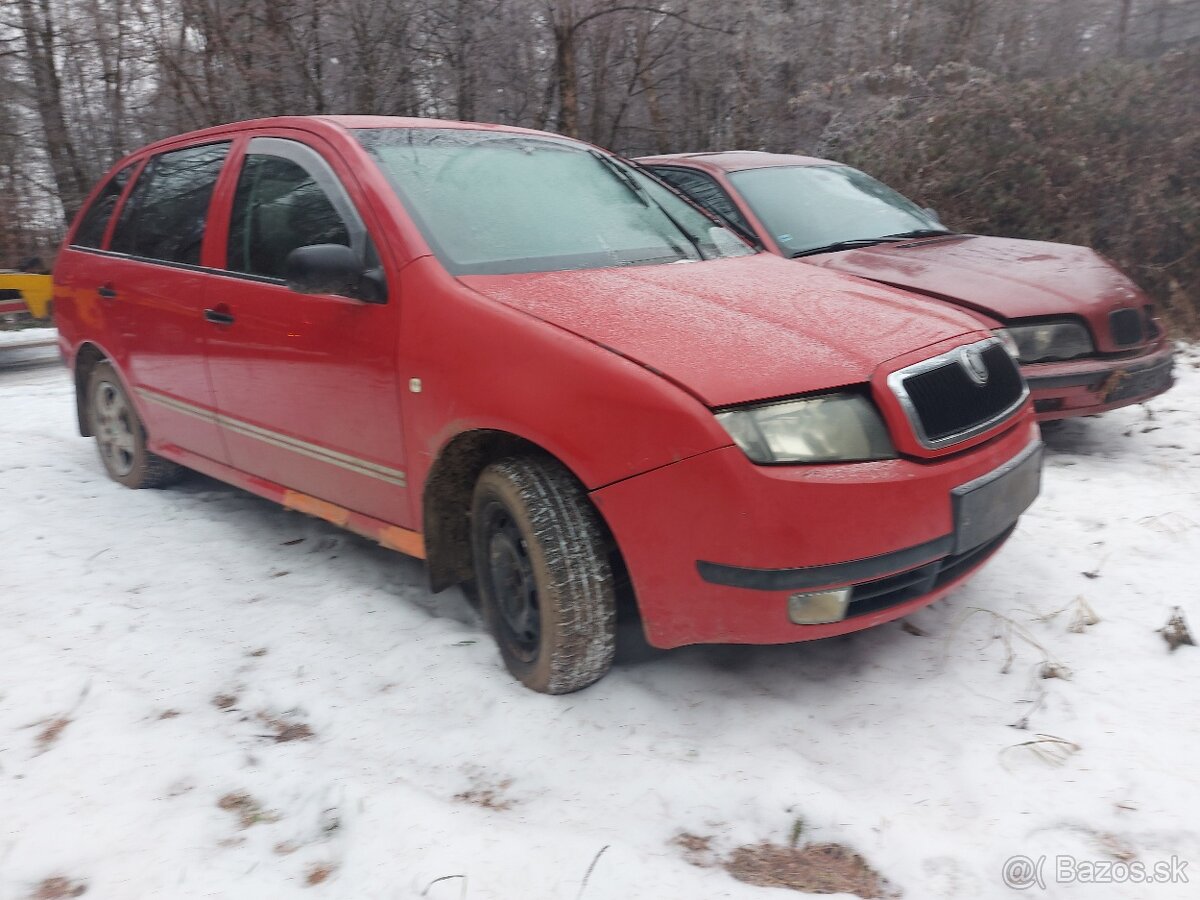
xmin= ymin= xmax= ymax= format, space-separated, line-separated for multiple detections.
xmin=284 ymin=244 xmax=384 ymax=302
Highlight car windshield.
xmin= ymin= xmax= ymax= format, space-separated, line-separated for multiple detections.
xmin=355 ymin=127 xmax=752 ymax=276
xmin=727 ymin=165 xmax=948 ymax=256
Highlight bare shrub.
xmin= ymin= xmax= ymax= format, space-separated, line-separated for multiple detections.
xmin=828 ymin=51 xmax=1200 ymax=335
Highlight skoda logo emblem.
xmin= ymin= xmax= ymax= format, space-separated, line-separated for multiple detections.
xmin=960 ymin=346 xmax=990 ymax=385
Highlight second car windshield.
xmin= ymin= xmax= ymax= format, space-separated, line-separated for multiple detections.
xmin=728 ymin=165 xmax=946 ymax=256
xmin=356 ymin=127 xmax=751 ymax=276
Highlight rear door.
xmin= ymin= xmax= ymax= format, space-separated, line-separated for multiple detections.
xmin=54 ymin=160 xmax=139 ymax=355
xmin=99 ymin=141 xmax=233 ymax=463
xmin=201 ymin=134 xmax=409 ymax=526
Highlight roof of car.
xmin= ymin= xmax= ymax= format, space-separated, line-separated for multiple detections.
xmin=123 ymin=115 xmax=575 ymax=163
xmin=635 ymin=150 xmax=836 ymax=172
xmin=315 ymin=115 xmax=553 ymax=137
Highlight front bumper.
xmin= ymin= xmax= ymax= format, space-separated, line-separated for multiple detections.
xmin=593 ymin=418 xmax=1041 ymax=648
xmin=1023 ymin=343 xmax=1174 ymax=421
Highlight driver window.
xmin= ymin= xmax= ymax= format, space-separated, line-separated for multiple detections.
xmin=652 ymin=167 xmax=754 ymax=236
xmin=227 ymin=154 xmax=352 ymax=279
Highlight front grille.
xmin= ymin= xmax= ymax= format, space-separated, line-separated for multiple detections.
xmin=1110 ymin=308 xmax=1144 ymax=346
xmin=847 ymin=526 xmax=1014 ymax=619
xmin=889 ymin=340 xmax=1026 ymax=448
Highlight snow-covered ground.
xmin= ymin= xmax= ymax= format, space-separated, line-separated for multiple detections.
xmin=1 ymin=350 xmax=1197 ymax=900
xmin=0 ymin=327 xmax=57 ymax=347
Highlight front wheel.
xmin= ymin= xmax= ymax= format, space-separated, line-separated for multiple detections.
xmin=470 ymin=457 xmax=617 ymax=693
xmin=87 ymin=361 xmax=183 ymax=489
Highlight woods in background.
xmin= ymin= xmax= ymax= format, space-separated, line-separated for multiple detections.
xmin=2 ymin=0 xmax=1198 ymax=328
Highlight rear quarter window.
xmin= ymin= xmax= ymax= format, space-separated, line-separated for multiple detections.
xmin=72 ymin=162 xmax=137 ymax=249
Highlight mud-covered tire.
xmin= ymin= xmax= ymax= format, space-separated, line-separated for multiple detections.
xmin=86 ymin=361 xmax=183 ymax=489
xmin=470 ymin=457 xmax=617 ymax=693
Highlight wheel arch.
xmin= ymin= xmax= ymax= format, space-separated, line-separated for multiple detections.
xmin=422 ymin=428 xmax=626 ymax=597
xmin=73 ymin=341 xmax=113 ymax=436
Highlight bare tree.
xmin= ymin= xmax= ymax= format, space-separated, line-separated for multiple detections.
xmin=15 ymin=0 xmax=89 ymax=218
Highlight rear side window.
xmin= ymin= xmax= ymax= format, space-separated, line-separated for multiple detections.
xmin=111 ymin=142 xmax=230 ymax=265
xmin=72 ymin=162 xmax=137 ymax=249
xmin=226 ymin=138 xmax=368 ymax=281
xmin=651 ymin=167 xmax=754 ymax=237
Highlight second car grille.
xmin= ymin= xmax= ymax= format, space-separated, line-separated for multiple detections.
xmin=1110 ymin=308 xmax=1144 ymax=346
xmin=888 ymin=339 xmax=1027 ymax=448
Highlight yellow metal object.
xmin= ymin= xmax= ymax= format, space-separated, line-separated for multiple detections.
xmin=0 ymin=273 xmax=53 ymax=318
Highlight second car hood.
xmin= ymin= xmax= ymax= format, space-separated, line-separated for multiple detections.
xmin=805 ymin=234 xmax=1143 ymax=322
xmin=458 ymin=254 xmax=981 ymax=407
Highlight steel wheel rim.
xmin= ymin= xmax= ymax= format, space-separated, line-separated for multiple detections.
xmin=483 ymin=501 xmax=540 ymax=661
xmin=93 ymin=380 xmax=137 ymax=476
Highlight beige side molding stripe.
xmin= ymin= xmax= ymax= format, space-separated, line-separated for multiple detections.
xmin=135 ymin=387 xmax=407 ymax=488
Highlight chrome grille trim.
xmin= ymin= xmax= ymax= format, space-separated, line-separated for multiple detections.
xmin=886 ymin=337 xmax=1029 ymax=450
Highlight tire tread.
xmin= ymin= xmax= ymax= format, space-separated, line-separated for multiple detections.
xmin=474 ymin=457 xmax=616 ymax=693
xmin=87 ymin=361 xmax=184 ymax=489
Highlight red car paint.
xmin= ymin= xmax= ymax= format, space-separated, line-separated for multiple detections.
xmin=638 ymin=151 xmax=1174 ymax=421
xmin=54 ymin=117 xmax=1040 ymax=654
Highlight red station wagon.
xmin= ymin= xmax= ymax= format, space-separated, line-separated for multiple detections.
xmin=639 ymin=152 xmax=1175 ymax=421
xmin=54 ymin=117 xmax=1043 ymax=692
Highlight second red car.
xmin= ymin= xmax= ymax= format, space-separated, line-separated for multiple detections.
xmin=640 ymin=151 xmax=1174 ymax=421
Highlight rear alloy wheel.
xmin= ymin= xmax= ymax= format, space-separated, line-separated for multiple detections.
xmin=471 ymin=457 xmax=617 ymax=693
xmin=87 ymin=361 xmax=182 ymax=489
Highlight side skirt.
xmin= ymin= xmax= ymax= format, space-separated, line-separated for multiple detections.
xmin=152 ymin=441 xmax=426 ymax=560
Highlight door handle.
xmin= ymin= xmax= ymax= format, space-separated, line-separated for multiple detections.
xmin=203 ymin=308 xmax=235 ymax=325
xmin=97 ymin=284 xmax=117 ymax=300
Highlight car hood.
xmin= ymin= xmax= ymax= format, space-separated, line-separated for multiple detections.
xmin=457 ymin=254 xmax=981 ymax=407
xmin=805 ymin=234 xmax=1144 ymax=323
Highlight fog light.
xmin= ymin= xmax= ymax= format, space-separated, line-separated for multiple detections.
xmin=787 ymin=587 xmax=852 ymax=625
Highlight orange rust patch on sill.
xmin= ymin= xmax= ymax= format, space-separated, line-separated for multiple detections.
xmin=379 ymin=525 xmax=426 ymax=559
xmin=283 ymin=490 xmax=351 ymax=527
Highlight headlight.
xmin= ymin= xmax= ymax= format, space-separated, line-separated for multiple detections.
xmin=716 ymin=392 xmax=897 ymax=464
xmin=992 ymin=328 xmax=1020 ymax=360
xmin=1002 ymin=321 xmax=1094 ymax=363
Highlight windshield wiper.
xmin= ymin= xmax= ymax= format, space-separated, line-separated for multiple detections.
xmin=790 ymin=238 xmax=902 ymax=258
xmin=589 ymin=148 xmax=650 ymax=207
xmin=878 ymin=228 xmax=956 ymax=240
xmin=588 ymin=149 xmax=705 ymax=261
xmin=790 ymin=229 xmax=956 ymax=258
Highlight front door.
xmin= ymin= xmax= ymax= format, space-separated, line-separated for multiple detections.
xmin=201 ymin=135 xmax=410 ymax=527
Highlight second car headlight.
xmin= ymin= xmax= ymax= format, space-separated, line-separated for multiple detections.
xmin=716 ymin=392 xmax=897 ymax=464
xmin=1003 ymin=321 xmax=1094 ymax=363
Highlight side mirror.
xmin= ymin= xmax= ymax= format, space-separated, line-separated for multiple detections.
xmin=923 ymin=207 xmax=942 ymax=225
xmin=284 ymin=244 xmax=384 ymax=302
xmin=708 ymin=225 xmax=751 ymax=254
